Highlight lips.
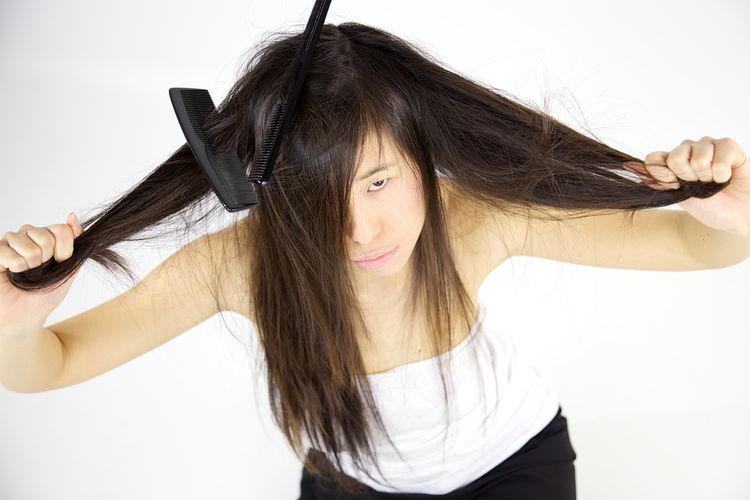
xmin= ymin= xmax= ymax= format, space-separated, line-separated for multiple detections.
xmin=353 ymin=246 xmax=396 ymax=262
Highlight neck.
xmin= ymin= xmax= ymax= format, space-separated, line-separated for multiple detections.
xmin=354 ymin=252 xmax=415 ymax=313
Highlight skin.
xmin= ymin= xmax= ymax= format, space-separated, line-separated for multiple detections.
xmin=347 ymin=131 xmax=426 ymax=314
xmin=626 ymin=136 xmax=750 ymax=237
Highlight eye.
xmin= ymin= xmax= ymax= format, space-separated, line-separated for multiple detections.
xmin=367 ymin=177 xmax=389 ymax=193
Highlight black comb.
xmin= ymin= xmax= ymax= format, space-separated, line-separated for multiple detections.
xmin=168 ymin=0 xmax=333 ymax=212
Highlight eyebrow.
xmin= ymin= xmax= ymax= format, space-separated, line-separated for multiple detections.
xmin=356 ymin=163 xmax=394 ymax=181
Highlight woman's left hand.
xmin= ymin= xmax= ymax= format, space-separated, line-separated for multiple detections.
xmin=624 ymin=136 xmax=750 ymax=237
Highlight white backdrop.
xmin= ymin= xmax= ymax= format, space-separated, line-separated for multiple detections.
xmin=1 ymin=0 xmax=749 ymax=499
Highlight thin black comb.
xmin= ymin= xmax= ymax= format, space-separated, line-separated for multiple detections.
xmin=168 ymin=0 xmax=333 ymax=212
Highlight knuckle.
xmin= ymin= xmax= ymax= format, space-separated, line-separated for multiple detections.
xmin=647 ymin=164 xmax=672 ymax=178
xmin=46 ymin=223 xmax=63 ymax=235
xmin=29 ymin=245 xmax=43 ymax=260
xmin=45 ymin=226 xmax=65 ymax=242
xmin=692 ymin=160 xmax=711 ymax=170
xmin=716 ymin=168 xmax=732 ymax=182
xmin=36 ymin=229 xmax=55 ymax=245
xmin=669 ymin=161 xmax=683 ymax=170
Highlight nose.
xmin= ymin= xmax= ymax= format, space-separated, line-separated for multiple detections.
xmin=348 ymin=201 xmax=381 ymax=247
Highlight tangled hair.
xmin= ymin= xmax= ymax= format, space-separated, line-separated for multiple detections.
xmin=9 ymin=22 xmax=727 ymax=497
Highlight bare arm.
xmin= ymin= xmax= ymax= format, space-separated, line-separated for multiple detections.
xmin=0 ymin=325 xmax=67 ymax=393
xmin=489 ymin=206 xmax=748 ymax=271
xmin=677 ymin=212 xmax=750 ymax=269
xmin=0 ymin=224 xmax=247 ymax=393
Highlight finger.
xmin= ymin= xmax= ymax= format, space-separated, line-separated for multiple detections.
xmin=711 ymin=137 xmax=739 ymax=183
xmin=686 ymin=136 xmax=716 ymax=182
xmin=22 ymin=226 xmax=58 ymax=264
xmin=0 ymin=242 xmax=18 ymax=273
xmin=643 ymin=151 xmax=669 ymax=168
xmin=643 ymin=151 xmax=681 ymax=188
xmin=665 ymin=141 xmax=701 ymax=182
xmin=5 ymin=230 xmax=44 ymax=269
xmin=624 ymin=160 xmax=678 ymax=190
xmin=44 ymin=223 xmax=76 ymax=263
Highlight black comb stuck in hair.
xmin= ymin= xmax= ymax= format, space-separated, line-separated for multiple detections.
xmin=168 ymin=0 xmax=333 ymax=212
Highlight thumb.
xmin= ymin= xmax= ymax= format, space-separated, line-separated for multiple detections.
xmin=67 ymin=212 xmax=83 ymax=238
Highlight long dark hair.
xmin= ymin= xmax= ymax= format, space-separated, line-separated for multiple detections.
xmin=9 ymin=22 xmax=726 ymax=497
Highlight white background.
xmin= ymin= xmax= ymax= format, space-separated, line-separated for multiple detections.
xmin=1 ymin=0 xmax=749 ymax=499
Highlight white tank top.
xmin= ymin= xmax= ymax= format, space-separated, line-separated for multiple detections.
xmin=311 ymin=301 xmax=561 ymax=494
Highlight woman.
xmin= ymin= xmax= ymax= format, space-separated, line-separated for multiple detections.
xmin=2 ymin=22 xmax=748 ymax=500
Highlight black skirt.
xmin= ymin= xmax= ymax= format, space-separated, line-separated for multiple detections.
xmin=298 ymin=405 xmax=577 ymax=499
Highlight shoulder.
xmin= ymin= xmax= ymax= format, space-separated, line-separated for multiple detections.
xmin=438 ymin=176 xmax=518 ymax=268
xmin=438 ymin=176 xmax=483 ymax=238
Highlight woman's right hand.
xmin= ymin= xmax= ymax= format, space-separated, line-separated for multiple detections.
xmin=0 ymin=212 xmax=84 ymax=331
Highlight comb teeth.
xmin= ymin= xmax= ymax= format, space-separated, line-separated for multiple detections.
xmin=249 ymin=100 xmax=286 ymax=183
xmin=169 ymin=88 xmax=259 ymax=212
xmin=169 ymin=0 xmax=332 ymax=211
xmin=249 ymin=0 xmax=332 ymax=184
xmin=179 ymin=88 xmax=213 ymax=143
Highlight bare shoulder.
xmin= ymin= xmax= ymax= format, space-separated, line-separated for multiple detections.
xmin=439 ymin=177 xmax=516 ymax=271
xmin=466 ymin=200 xmax=619 ymax=265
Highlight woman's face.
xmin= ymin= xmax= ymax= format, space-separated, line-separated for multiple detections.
xmin=347 ymin=133 xmax=426 ymax=282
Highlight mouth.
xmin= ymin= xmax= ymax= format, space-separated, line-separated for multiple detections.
xmin=352 ymin=246 xmax=397 ymax=262
xmin=351 ymin=246 xmax=399 ymax=269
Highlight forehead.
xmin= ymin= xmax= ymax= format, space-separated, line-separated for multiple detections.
xmin=355 ymin=129 xmax=402 ymax=174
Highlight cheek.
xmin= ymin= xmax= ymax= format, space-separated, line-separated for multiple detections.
xmin=399 ymin=183 xmax=426 ymax=230
xmin=379 ymin=175 xmax=425 ymax=233
xmin=409 ymin=191 xmax=426 ymax=222
xmin=409 ymin=176 xmax=426 ymax=213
